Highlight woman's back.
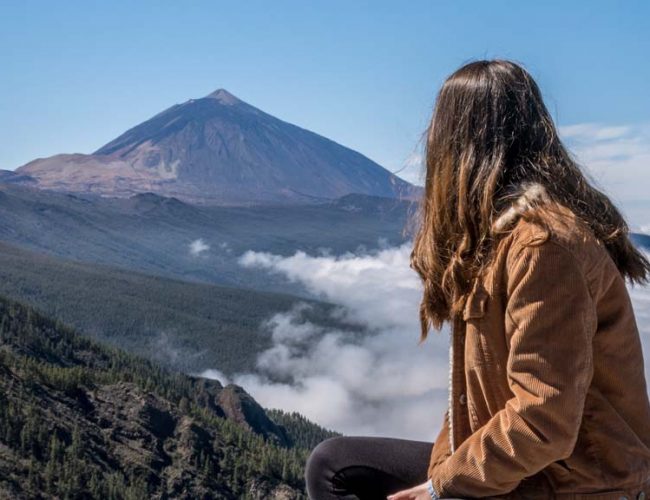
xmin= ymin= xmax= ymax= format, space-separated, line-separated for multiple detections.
xmin=425 ymin=189 xmax=650 ymax=498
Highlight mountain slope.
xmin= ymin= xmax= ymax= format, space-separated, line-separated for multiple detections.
xmin=0 ymin=240 xmax=363 ymax=375
xmin=14 ymin=89 xmax=420 ymax=205
xmin=0 ymin=294 xmax=339 ymax=499
xmin=0 ymin=169 xmax=34 ymax=184
xmin=0 ymin=183 xmax=415 ymax=295
xmin=631 ymin=232 xmax=650 ymax=251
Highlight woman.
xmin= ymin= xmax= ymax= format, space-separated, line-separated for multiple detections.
xmin=304 ymin=59 xmax=650 ymax=499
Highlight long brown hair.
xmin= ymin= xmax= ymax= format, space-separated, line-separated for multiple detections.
xmin=407 ymin=59 xmax=650 ymax=342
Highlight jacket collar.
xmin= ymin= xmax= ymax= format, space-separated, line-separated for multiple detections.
xmin=491 ymin=181 xmax=551 ymax=233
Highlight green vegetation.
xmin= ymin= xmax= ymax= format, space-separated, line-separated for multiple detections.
xmin=0 ymin=294 xmax=340 ymax=499
xmin=0 ymin=241 xmax=364 ymax=375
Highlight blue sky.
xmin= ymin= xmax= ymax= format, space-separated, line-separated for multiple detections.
xmin=1 ymin=1 xmax=649 ymax=219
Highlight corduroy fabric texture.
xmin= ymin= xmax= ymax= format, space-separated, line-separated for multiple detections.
xmin=427 ymin=183 xmax=650 ymax=499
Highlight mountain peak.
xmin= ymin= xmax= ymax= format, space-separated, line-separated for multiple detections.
xmin=17 ymin=87 xmax=419 ymax=205
xmin=206 ymin=88 xmax=241 ymax=105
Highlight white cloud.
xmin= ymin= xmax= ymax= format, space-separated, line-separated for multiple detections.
xmin=238 ymin=243 xmax=424 ymax=331
xmin=201 ymin=368 xmax=231 ymax=385
xmin=559 ymin=122 xmax=650 ymax=222
xmin=204 ymin=242 xmax=450 ymax=440
xmin=394 ymin=149 xmax=426 ymax=187
xmin=560 ymin=124 xmax=632 ymax=142
xmin=189 ymin=238 xmax=210 ymax=256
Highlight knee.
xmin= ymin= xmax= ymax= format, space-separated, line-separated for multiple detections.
xmin=305 ymin=436 xmax=343 ymax=478
xmin=304 ymin=436 xmax=348 ymax=494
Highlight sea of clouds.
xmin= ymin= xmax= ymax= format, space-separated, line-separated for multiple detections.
xmin=199 ymin=241 xmax=650 ymax=442
xmin=201 ymin=242 xmax=449 ymax=441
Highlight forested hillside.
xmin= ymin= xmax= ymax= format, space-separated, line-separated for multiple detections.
xmin=0 ymin=241 xmax=365 ymax=375
xmin=0 ymin=294 xmax=339 ymax=499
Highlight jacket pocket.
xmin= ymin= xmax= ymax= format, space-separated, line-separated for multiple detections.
xmin=462 ymin=285 xmax=492 ymax=367
xmin=463 ymin=285 xmax=488 ymax=320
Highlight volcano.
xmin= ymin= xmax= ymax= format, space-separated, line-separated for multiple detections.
xmin=15 ymin=89 xmax=420 ymax=205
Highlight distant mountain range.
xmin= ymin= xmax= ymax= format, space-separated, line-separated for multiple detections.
xmin=0 ymin=183 xmax=415 ymax=294
xmin=10 ymin=89 xmax=421 ymax=205
xmin=631 ymin=232 xmax=650 ymax=251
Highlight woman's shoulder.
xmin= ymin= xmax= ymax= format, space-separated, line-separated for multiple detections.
xmin=493 ymin=183 xmax=610 ymax=273
xmin=512 ymin=204 xmax=600 ymax=251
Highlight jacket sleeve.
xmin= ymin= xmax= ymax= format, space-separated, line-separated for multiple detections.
xmin=427 ymin=410 xmax=452 ymax=475
xmin=429 ymin=238 xmax=597 ymax=498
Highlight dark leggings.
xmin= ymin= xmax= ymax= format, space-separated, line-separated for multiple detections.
xmin=304 ymin=435 xmax=434 ymax=499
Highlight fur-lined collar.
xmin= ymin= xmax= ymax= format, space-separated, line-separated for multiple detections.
xmin=491 ymin=181 xmax=551 ymax=233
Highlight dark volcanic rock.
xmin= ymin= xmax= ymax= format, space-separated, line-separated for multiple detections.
xmin=0 ymin=169 xmax=35 ymax=184
xmin=218 ymin=384 xmax=291 ymax=447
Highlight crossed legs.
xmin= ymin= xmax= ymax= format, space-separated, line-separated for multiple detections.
xmin=304 ymin=435 xmax=434 ymax=500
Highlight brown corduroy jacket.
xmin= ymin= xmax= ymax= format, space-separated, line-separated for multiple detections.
xmin=427 ymin=182 xmax=650 ymax=500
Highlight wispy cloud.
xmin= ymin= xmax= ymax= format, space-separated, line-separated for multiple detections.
xmin=560 ymin=122 xmax=650 ymax=210
xmin=560 ymin=124 xmax=633 ymax=142
xmin=394 ymin=149 xmax=426 ymax=187
xmin=189 ymin=238 xmax=210 ymax=257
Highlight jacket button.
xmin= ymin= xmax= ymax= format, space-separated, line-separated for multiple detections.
xmin=459 ymin=394 xmax=467 ymax=405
